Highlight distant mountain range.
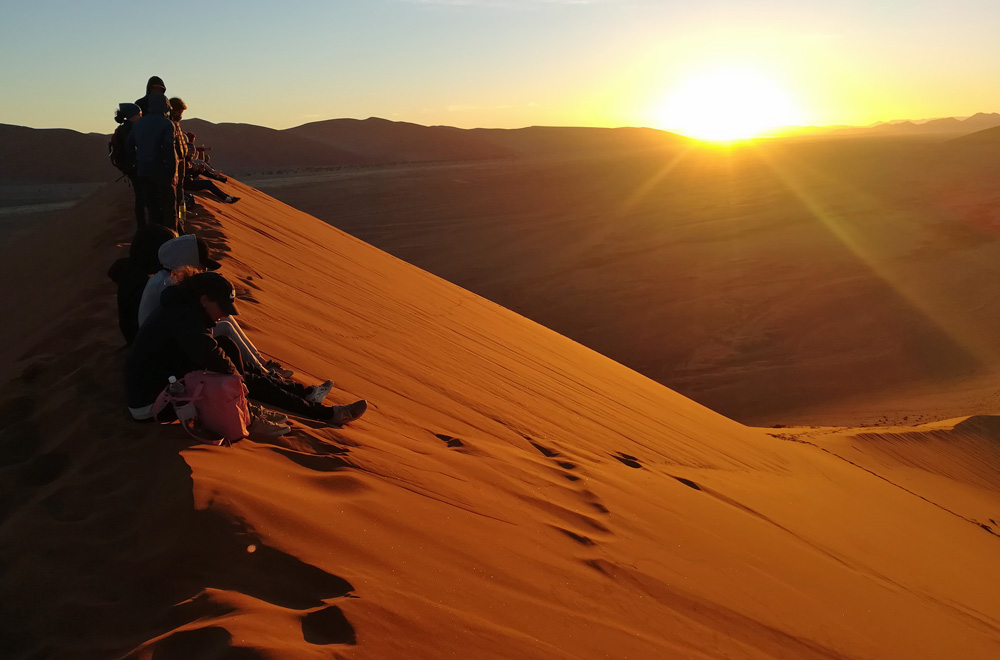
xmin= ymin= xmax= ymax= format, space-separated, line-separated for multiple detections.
xmin=2 ymin=112 xmax=998 ymax=185
xmin=0 ymin=118 xmax=689 ymax=185
xmin=802 ymin=112 xmax=1000 ymax=139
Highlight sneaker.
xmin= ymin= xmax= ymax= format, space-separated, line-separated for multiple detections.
xmin=264 ymin=360 xmax=294 ymax=378
xmin=306 ymin=379 xmax=334 ymax=404
xmin=328 ymin=399 xmax=367 ymax=426
xmin=249 ymin=403 xmax=288 ymax=425
xmin=248 ymin=414 xmax=291 ymax=438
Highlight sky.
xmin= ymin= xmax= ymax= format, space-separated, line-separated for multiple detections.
xmin=1 ymin=0 xmax=998 ymax=137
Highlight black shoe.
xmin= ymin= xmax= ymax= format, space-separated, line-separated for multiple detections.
xmin=327 ymin=400 xmax=367 ymax=426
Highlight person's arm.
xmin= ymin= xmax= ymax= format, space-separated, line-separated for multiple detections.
xmin=159 ymin=121 xmax=177 ymax=181
xmin=170 ymin=308 xmax=236 ymax=374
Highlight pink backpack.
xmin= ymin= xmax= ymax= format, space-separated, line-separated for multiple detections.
xmin=153 ymin=371 xmax=251 ymax=446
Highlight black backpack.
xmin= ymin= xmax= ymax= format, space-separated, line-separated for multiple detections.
xmin=109 ymin=115 xmax=134 ymax=177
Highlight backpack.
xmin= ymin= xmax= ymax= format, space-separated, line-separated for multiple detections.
xmin=109 ymin=121 xmax=134 ymax=177
xmin=153 ymin=371 xmax=251 ymax=446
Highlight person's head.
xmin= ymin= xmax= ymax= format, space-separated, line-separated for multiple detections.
xmin=157 ymin=233 xmax=222 ymax=271
xmin=145 ymin=93 xmax=169 ymax=117
xmin=116 ymin=102 xmax=142 ymax=124
xmin=169 ymin=97 xmax=186 ymax=122
xmin=130 ymin=224 xmax=178 ymax=274
xmin=146 ymin=76 xmax=166 ymax=95
xmin=186 ymin=272 xmax=239 ymax=323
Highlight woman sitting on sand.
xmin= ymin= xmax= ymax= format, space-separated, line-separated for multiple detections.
xmin=108 ymin=224 xmax=177 ymax=345
xmin=126 ymin=271 xmax=367 ymax=426
xmin=138 ymin=233 xmax=293 ymax=378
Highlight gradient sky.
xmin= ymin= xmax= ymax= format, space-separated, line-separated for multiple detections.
xmin=1 ymin=0 xmax=998 ymax=135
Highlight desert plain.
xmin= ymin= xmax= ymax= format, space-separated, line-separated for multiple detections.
xmin=1 ymin=128 xmax=999 ymax=659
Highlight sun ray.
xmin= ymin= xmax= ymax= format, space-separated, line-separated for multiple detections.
xmin=750 ymin=143 xmax=994 ymax=369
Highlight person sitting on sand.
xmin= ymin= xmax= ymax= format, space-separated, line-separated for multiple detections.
xmin=126 ymin=271 xmax=367 ymax=425
xmin=183 ymin=132 xmax=239 ymax=204
xmin=137 ymin=233 xmax=293 ymax=378
xmin=108 ymin=224 xmax=178 ymax=345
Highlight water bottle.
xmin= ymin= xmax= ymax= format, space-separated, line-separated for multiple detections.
xmin=167 ymin=376 xmax=197 ymax=424
xmin=166 ymin=375 xmax=185 ymax=397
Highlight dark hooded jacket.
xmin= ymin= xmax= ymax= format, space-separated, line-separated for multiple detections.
xmin=109 ymin=224 xmax=176 ymax=345
xmin=126 ymin=281 xmax=236 ymax=410
xmin=135 ymin=76 xmax=165 ymax=115
xmin=128 ymin=93 xmax=177 ymax=180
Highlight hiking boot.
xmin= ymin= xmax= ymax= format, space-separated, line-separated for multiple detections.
xmin=306 ymin=379 xmax=334 ymax=404
xmin=264 ymin=359 xmax=294 ymax=378
xmin=327 ymin=399 xmax=367 ymax=426
xmin=248 ymin=414 xmax=291 ymax=438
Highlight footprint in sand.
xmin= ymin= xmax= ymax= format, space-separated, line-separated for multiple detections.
xmin=611 ymin=452 xmax=642 ymax=469
xmin=434 ymin=433 xmax=465 ymax=448
xmin=553 ymin=526 xmax=597 ymax=546
xmin=302 ymin=604 xmax=357 ymax=645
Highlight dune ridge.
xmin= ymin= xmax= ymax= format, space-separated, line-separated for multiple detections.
xmin=1 ymin=181 xmax=999 ymax=659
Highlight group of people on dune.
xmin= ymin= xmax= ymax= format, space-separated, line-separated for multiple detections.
xmin=112 ymin=76 xmax=239 ymax=234
xmin=109 ymin=76 xmax=367 ymax=439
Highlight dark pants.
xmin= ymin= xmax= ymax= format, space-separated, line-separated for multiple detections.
xmin=116 ymin=266 xmax=147 ymax=345
xmin=128 ymin=175 xmax=146 ymax=228
xmin=217 ymin=337 xmax=333 ymax=420
xmin=185 ymin=178 xmax=228 ymax=201
xmin=138 ymin=175 xmax=179 ymax=233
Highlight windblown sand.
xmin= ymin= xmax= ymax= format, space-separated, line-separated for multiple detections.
xmin=1 ymin=177 xmax=998 ymax=659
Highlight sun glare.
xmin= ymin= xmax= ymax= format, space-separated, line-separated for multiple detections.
xmin=657 ymin=67 xmax=803 ymax=142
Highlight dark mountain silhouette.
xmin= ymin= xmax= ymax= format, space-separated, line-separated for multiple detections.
xmin=0 ymin=124 xmax=110 ymax=184
xmin=178 ymin=118 xmax=373 ymax=174
xmin=469 ymin=125 xmax=691 ymax=155
xmin=286 ymin=117 xmax=515 ymax=162
xmin=5 ymin=112 xmax=995 ymax=187
xmin=829 ymin=112 xmax=1000 ymax=138
xmin=950 ymin=124 xmax=1000 ymax=144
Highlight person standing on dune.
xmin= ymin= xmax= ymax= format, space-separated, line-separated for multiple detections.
xmin=135 ymin=75 xmax=166 ymax=115
xmin=168 ymin=97 xmax=189 ymax=227
xmin=128 ymin=92 xmax=179 ymax=232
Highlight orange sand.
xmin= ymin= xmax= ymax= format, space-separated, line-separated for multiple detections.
xmin=0 ymin=179 xmax=998 ymax=659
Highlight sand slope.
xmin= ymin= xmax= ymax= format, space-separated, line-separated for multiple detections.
xmin=1 ymin=181 xmax=998 ymax=659
xmin=259 ymin=137 xmax=1000 ymax=425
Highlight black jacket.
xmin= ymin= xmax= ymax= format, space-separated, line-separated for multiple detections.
xmin=126 ymin=283 xmax=235 ymax=409
xmin=128 ymin=93 xmax=177 ymax=180
xmin=111 ymin=224 xmax=177 ymax=345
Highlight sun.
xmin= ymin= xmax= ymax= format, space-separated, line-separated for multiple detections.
xmin=657 ymin=66 xmax=803 ymax=142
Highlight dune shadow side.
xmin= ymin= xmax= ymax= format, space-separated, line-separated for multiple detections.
xmin=0 ymin=198 xmax=356 ymax=660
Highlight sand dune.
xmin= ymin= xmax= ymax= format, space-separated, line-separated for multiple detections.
xmin=1 ymin=180 xmax=998 ymax=659
xmin=259 ymin=136 xmax=1000 ymax=425
xmin=0 ymin=124 xmax=110 ymax=185
xmin=286 ymin=117 xmax=515 ymax=163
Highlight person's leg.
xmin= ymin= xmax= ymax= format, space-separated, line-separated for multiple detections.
xmin=223 ymin=317 xmax=265 ymax=362
xmin=243 ymin=372 xmax=327 ymax=418
xmin=149 ymin=176 xmax=177 ymax=232
xmin=215 ymin=336 xmax=245 ymax=375
xmin=139 ymin=178 xmax=160 ymax=226
xmin=212 ymin=319 xmax=268 ymax=373
xmin=129 ymin=176 xmax=146 ymax=228
xmin=186 ymin=178 xmax=229 ymax=201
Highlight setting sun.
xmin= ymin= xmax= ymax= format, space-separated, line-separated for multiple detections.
xmin=657 ymin=66 xmax=804 ymax=142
